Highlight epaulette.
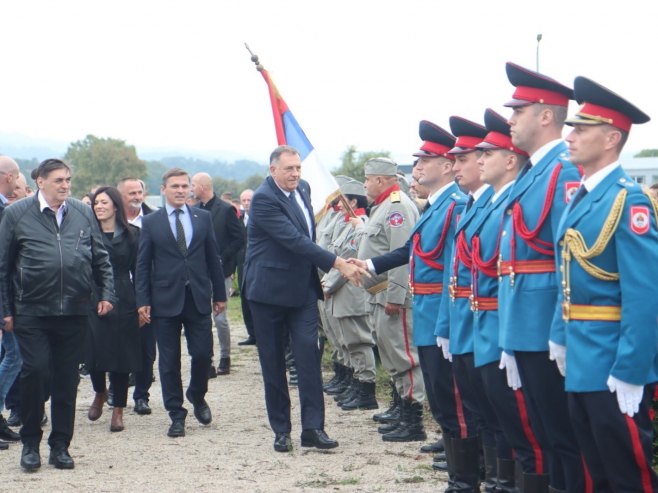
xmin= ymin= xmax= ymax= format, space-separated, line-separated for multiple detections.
xmin=390 ymin=191 xmax=401 ymax=203
xmin=616 ymin=176 xmax=639 ymax=190
xmin=450 ymin=192 xmax=468 ymax=206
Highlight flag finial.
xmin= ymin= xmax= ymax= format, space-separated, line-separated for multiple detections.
xmin=244 ymin=43 xmax=263 ymax=72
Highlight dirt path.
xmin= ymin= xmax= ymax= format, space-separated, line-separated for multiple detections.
xmin=0 ymin=319 xmax=449 ymax=492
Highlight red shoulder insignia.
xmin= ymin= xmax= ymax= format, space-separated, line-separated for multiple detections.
xmin=564 ymin=182 xmax=580 ymax=204
xmin=630 ymin=206 xmax=650 ymax=235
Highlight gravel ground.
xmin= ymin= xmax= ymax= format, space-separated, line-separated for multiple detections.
xmin=0 ymin=320 xmax=449 ymax=492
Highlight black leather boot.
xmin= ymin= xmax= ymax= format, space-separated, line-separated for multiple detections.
xmin=445 ymin=436 xmax=480 ymax=492
xmin=482 ymin=446 xmax=498 ymax=492
xmin=327 ymin=367 xmax=352 ymax=396
xmin=334 ymin=374 xmax=357 ymax=404
xmin=496 ymin=458 xmax=517 ymax=493
xmin=323 ymin=362 xmax=343 ymax=393
xmin=522 ymin=473 xmax=549 ymax=493
xmin=372 ymin=382 xmax=400 ymax=423
xmin=341 ymin=381 xmax=378 ymax=410
xmin=382 ymin=399 xmax=427 ymax=442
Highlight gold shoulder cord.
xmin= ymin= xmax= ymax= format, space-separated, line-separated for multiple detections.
xmin=561 ymin=189 xmax=627 ymax=320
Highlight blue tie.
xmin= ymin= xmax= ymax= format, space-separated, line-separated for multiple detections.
xmin=570 ymin=186 xmax=588 ymax=209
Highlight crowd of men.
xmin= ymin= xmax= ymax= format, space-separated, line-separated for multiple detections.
xmin=0 ymin=60 xmax=657 ymax=493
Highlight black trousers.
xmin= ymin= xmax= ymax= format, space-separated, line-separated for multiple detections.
xmin=249 ymin=291 xmax=324 ymax=434
xmin=515 ymin=351 xmax=586 ymax=492
xmin=91 ymin=371 xmax=130 ymax=408
xmin=14 ymin=315 xmax=86 ymax=449
xmin=417 ymin=345 xmax=477 ymax=438
xmin=479 ymin=360 xmax=545 ymax=471
xmin=153 ymin=288 xmax=213 ymax=422
xmin=133 ymin=321 xmax=156 ymax=402
xmin=453 ymin=353 xmax=507 ymax=452
xmin=240 ymin=289 xmax=256 ymax=340
xmin=569 ymin=385 xmax=658 ymax=493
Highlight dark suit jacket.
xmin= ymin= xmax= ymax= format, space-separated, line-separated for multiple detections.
xmin=135 ymin=204 xmax=226 ymax=317
xmin=242 ymin=176 xmax=335 ymax=307
xmin=198 ymin=195 xmax=245 ymax=277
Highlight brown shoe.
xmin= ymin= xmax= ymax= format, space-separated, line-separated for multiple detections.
xmin=110 ymin=407 xmax=124 ymax=432
xmin=88 ymin=391 xmax=108 ymax=421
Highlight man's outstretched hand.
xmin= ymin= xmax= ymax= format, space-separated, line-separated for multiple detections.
xmin=334 ymin=257 xmax=370 ymax=286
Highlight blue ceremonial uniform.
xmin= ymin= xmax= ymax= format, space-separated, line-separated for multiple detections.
xmin=444 ymin=186 xmax=492 ymax=355
xmin=412 ymin=183 xmax=466 ymax=346
xmin=556 ymin=167 xmax=658 ymax=392
xmin=498 ymin=141 xmax=581 ymax=352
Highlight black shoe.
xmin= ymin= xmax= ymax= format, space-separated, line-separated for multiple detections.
xmin=273 ymin=432 xmax=292 ymax=452
xmin=20 ymin=444 xmax=41 ymax=471
xmin=185 ymin=389 xmax=212 ymax=425
xmin=7 ymin=409 xmax=21 ymax=427
xmin=421 ymin=438 xmax=445 ymax=453
xmin=0 ymin=414 xmax=20 ymax=441
xmin=167 ymin=420 xmax=186 ymax=438
xmin=300 ymin=429 xmax=338 ymax=449
xmin=0 ymin=440 xmax=8 ymax=450
xmin=207 ymin=365 xmax=218 ymax=379
xmin=341 ymin=381 xmax=379 ymax=411
xmin=217 ymin=357 xmax=231 ymax=376
xmin=432 ymin=460 xmax=449 ymax=472
xmin=134 ymin=399 xmax=152 ymax=415
xmin=49 ymin=448 xmax=74 ymax=469
xmin=238 ymin=337 xmax=256 ymax=346
xmin=433 ymin=452 xmax=447 ymax=462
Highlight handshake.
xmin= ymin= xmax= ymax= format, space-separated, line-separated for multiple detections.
xmin=333 ymin=257 xmax=371 ymax=286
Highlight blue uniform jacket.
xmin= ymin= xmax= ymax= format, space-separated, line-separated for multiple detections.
xmin=498 ymin=141 xmax=581 ymax=352
xmin=468 ymin=187 xmax=514 ymax=367
xmin=410 ymin=183 xmax=465 ymax=346
xmin=445 ymin=186 xmax=493 ymax=355
xmin=555 ymin=166 xmax=658 ymax=392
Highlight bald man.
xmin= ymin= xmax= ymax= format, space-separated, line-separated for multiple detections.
xmin=191 ymin=173 xmax=245 ymax=376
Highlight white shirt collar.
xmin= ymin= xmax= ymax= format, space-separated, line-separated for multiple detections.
xmin=529 ymin=139 xmax=563 ymax=167
xmin=582 ymin=161 xmax=621 ymax=192
xmin=427 ymin=181 xmax=455 ymax=205
xmin=470 ymin=184 xmax=490 ymax=202
xmin=165 ymin=203 xmax=185 ymax=215
xmin=37 ymin=190 xmax=67 ymax=213
xmin=491 ymin=180 xmax=515 ymax=203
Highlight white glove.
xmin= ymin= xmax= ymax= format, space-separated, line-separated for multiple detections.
xmin=436 ymin=337 xmax=452 ymax=362
xmin=607 ymin=375 xmax=644 ymax=417
xmin=499 ymin=352 xmax=522 ymax=390
xmin=548 ymin=341 xmax=567 ymax=377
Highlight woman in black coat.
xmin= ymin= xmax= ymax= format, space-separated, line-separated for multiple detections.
xmin=86 ymin=186 xmax=141 ymax=432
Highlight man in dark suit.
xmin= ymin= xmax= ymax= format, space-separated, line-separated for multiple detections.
xmin=117 ymin=177 xmax=156 ymax=415
xmin=191 ymin=172 xmax=245 ymax=375
xmin=136 ymin=168 xmax=226 ymax=438
xmin=242 ymin=145 xmax=366 ymax=452
xmin=236 ymin=188 xmax=256 ymax=345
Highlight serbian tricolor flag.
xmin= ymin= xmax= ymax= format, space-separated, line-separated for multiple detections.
xmin=258 ymin=67 xmax=340 ymax=218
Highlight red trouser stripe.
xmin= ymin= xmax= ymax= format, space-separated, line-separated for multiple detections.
xmin=401 ymin=308 xmax=415 ymax=401
xmin=453 ymin=375 xmax=467 ymax=438
xmin=625 ymin=414 xmax=653 ymax=493
xmin=582 ymin=455 xmax=593 ymax=493
xmin=514 ymin=389 xmax=544 ymax=474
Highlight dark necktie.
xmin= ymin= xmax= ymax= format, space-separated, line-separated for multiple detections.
xmin=570 ymin=185 xmax=588 ymax=209
xmin=465 ymin=194 xmax=475 ymax=212
xmin=518 ymin=159 xmax=533 ymax=179
xmin=174 ymin=209 xmax=187 ymax=255
xmin=422 ymin=201 xmax=430 ymax=213
xmin=289 ymin=190 xmax=310 ymax=236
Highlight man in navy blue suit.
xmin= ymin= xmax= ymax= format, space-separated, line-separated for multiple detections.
xmin=136 ymin=168 xmax=226 ymax=438
xmin=242 ymin=145 xmax=367 ymax=452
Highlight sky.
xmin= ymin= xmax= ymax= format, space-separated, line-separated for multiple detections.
xmin=2 ymin=1 xmax=658 ymax=169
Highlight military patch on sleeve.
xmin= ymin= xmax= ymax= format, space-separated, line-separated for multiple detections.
xmin=564 ymin=182 xmax=580 ymax=203
xmin=630 ymin=206 xmax=650 ymax=234
xmin=389 ymin=212 xmax=404 ymax=227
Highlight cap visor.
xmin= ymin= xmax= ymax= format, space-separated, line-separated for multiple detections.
xmin=564 ymin=116 xmax=603 ymax=127
xmin=412 ymin=150 xmax=440 ymax=158
xmin=503 ymin=98 xmax=533 ymax=108
xmin=475 ymin=141 xmax=499 ymax=150
xmin=447 ymin=147 xmax=477 ymax=155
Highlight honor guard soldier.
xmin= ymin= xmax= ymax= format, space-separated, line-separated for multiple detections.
xmin=353 ymin=124 xmax=480 ymax=481
xmin=472 ymin=109 xmax=545 ymax=491
xmin=437 ymin=115 xmax=506 ymax=492
xmin=498 ymin=62 xmax=587 ymax=492
xmin=556 ymin=77 xmax=658 ymax=492
xmin=356 ymin=157 xmax=426 ymax=442
xmin=322 ymin=179 xmax=377 ymax=411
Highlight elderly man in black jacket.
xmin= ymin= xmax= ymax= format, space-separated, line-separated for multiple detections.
xmin=192 ymin=173 xmax=245 ymax=375
xmin=0 ymin=159 xmax=115 ymax=472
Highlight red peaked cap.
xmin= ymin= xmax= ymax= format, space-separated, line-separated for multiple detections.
xmin=448 ymin=116 xmax=488 ymax=155
xmin=565 ymin=76 xmax=650 ymax=132
xmin=504 ymin=62 xmax=574 ymax=108
xmin=476 ymin=108 xmax=529 ymax=157
xmin=413 ymin=120 xmax=456 ymax=161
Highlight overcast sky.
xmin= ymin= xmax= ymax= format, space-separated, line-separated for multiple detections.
xmin=2 ymin=1 xmax=657 ymax=168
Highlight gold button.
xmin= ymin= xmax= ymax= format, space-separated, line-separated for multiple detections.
xmin=506 ymin=210 xmax=512 ymax=215
xmin=502 ymin=231 xmax=507 ymax=236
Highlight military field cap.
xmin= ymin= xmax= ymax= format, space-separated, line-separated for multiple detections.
xmin=504 ymin=62 xmax=574 ymax=108
xmin=340 ymin=178 xmax=366 ymax=197
xmin=364 ymin=157 xmax=398 ymax=176
xmin=448 ymin=116 xmax=488 ymax=155
xmin=476 ymin=108 xmax=528 ymax=157
xmin=565 ymin=76 xmax=650 ymax=132
xmin=412 ymin=120 xmax=456 ymax=161
xmin=335 ymin=175 xmax=352 ymax=187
